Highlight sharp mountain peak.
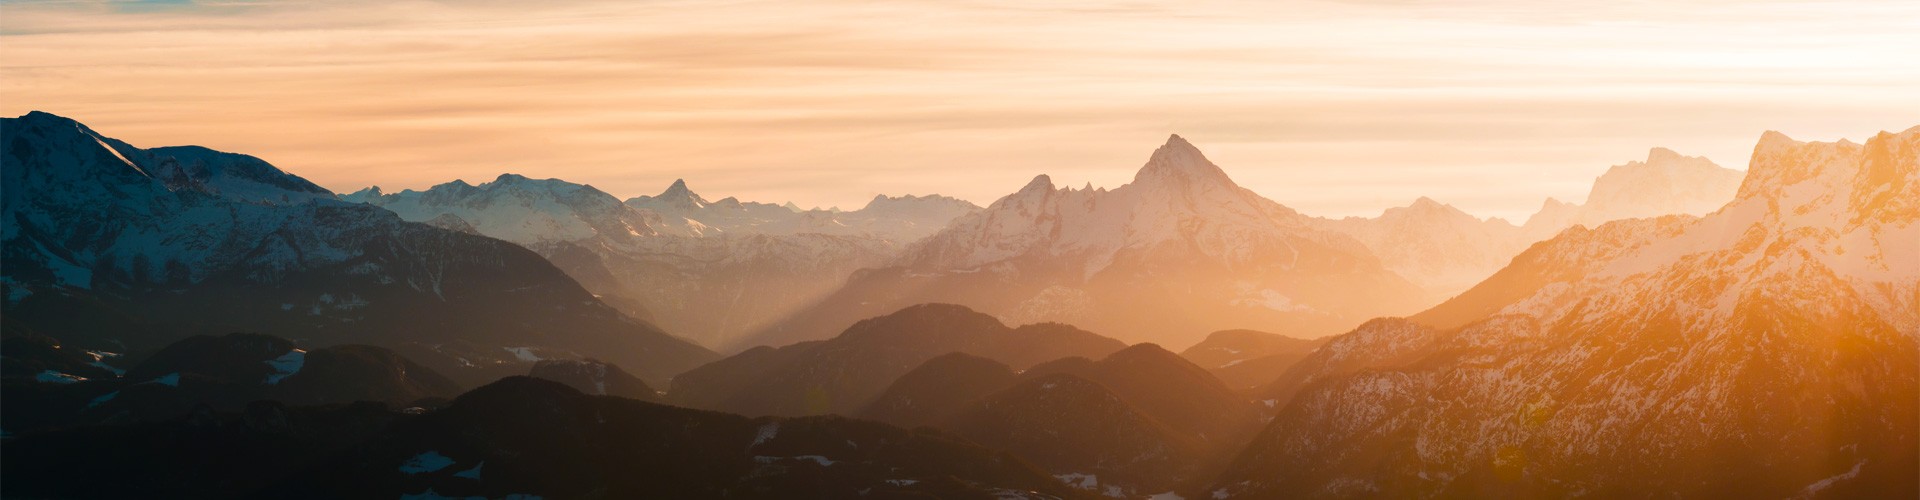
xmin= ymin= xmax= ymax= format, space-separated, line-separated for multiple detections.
xmin=1133 ymin=133 xmax=1235 ymax=187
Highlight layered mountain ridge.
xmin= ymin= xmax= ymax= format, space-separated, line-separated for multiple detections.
xmin=668 ymin=303 xmax=1127 ymax=417
xmin=1207 ymin=125 xmax=1919 ymax=498
xmin=346 ymin=174 xmax=977 ymax=350
xmin=1 ymin=111 xmax=716 ymax=385
xmin=747 ymin=135 xmax=1436 ymax=349
xmin=625 ymin=179 xmax=980 ymax=242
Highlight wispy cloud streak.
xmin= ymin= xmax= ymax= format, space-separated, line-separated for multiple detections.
xmin=4 ymin=0 xmax=1916 ymax=218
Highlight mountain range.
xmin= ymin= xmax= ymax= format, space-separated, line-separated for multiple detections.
xmin=1205 ymin=126 xmax=1919 ymax=498
xmin=344 ymin=176 xmax=976 ymax=349
xmin=1 ymin=112 xmax=716 ymax=385
xmin=625 ymin=178 xmax=980 ymax=241
xmin=745 ymin=136 xmax=1438 ymax=349
xmin=330 ymin=131 xmax=1741 ymax=353
xmin=1521 ymin=147 xmax=1746 ymax=239
xmin=6 ymin=108 xmax=1905 ymax=499
xmin=1317 ymin=148 xmax=1744 ymax=296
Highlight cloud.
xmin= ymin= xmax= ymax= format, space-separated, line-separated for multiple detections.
xmin=4 ymin=0 xmax=1917 ymax=219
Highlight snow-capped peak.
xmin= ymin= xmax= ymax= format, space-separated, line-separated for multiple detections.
xmin=1734 ymin=130 xmax=1860 ymax=204
xmin=341 ymin=186 xmax=384 ymax=203
xmin=1132 ymin=134 xmax=1234 ymax=188
xmin=346 ymin=172 xmax=678 ymax=244
xmin=9 ymin=112 xmax=334 ymax=206
xmin=904 ymin=134 xmax=1371 ymax=281
xmin=1005 ymin=174 xmax=1056 ymax=203
xmin=653 ymin=179 xmax=709 ymax=209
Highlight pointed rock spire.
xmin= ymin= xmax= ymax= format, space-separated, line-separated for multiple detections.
xmin=1020 ymin=174 xmax=1055 ymax=194
xmin=662 ymin=178 xmax=692 ymax=196
xmin=1755 ymin=130 xmax=1799 ymax=153
xmin=1133 ymin=134 xmax=1235 ymax=187
xmin=988 ymin=174 xmax=1056 ymax=211
xmin=652 ymin=178 xmax=709 ymax=208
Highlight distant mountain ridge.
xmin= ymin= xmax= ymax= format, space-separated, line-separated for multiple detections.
xmin=1 ymin=111 xmax=717 ymax=385
xmin=1316 ymin=197 xmax=1531 ymax=295
xmin=1178 ymin=329 xmax=1327 ymax=392
xmin=1317 ymin=148 xmax=1742 ymax=297
xmin=1521 ymin=147 xmax=1744 ymax=239
xmin=345 ymin=175 xmax=976 ymax=350
xmin=746 ymin=135 xmax=1435 ymax=349
xmin=624 ymin=178 xmax=980 ymax=242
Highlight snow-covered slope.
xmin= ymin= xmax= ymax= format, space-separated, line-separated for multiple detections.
xmin=1208 ymin=126 xmax=1920 ymax=498
xmin=65 ymin=122 xmax=337 ymax=206
xmin=120 ymin=145 xmax=338 ymax=206
xmin=0 ymin=111 xmax=717 ymax=385
xmin=345 ymin=175 xmax=677 ymax=242
xmin=747 ymin=135 xmax=1432 ymax=349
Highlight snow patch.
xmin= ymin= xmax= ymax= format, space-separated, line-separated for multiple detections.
xmin=1055 ymin=473 xmax=1099 ymax=490
xmin=87 ymin=391 xmax=119 ymax=408
xmin=503 ymin=347 xmax=543 ymax=362
xmin=85 ymin=350 xmax=126 ymax=377
xmin=149 ymin=373 xmax=181 ymax=387
xmin=399 ymin=451 xmax=456 ymax=474
xmin=754 ymin=455 xmax=836 ymax=466
xmin=1232 ymin=288 xmax=1316 ymax=313
xmin=263 ymin=349 xmax=306 ymax=384
xmin=35 ymin=370 xmax=86 ymax=384
xmin=750 ymin=422 xmax=779 ymax=449
xmin=1795 ymin=460 xmax=1866 ymax=499
xmin=453 ymin=462 xmax=484 ymax=480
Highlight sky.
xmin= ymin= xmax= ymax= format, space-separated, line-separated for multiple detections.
xmin=4 ymin=0 xmax=1918 ymax=221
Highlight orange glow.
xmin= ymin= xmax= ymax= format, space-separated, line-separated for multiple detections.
xmin=4 ymin=0 xmax=1918 ymax=219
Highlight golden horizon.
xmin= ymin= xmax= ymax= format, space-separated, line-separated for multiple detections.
xmin=4 ymin=0 xmax=1917 ymax=220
